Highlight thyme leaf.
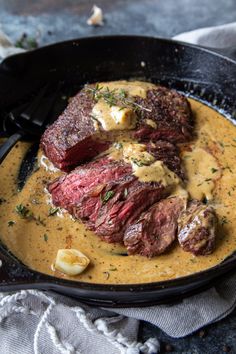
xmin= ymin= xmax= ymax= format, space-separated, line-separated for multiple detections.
xmin=86 ymin=85 xmax=152 ymax=113
xmin=15 ymin=204 xmax=32 ymax=218
xmin=48 ymin=207 xmax=59 ymax=216
xmin=101 ymin=190 xmax=115 ymax=204
xmin=15 ymin=204 xmax=45 ymax=226
xmin=8 ymin=221 xmax=15 ymax=227
xmin=43 ymin=233 xmax=48 ymax=242
xmin=109 ymin=266 xmax=117 ymax=271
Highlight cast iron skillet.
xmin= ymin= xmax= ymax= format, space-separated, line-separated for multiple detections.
xmin=0 ymin=35 xmax=236 ymax=307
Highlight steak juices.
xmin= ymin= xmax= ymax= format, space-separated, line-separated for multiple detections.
xmin=41 ymin=81 xmax=217 ymax=263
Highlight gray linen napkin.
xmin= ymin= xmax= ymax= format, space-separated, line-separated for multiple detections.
xmin=1 ymin=22 xmax=236 ymax=354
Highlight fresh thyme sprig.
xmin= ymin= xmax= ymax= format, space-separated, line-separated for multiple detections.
xmin=86 ymin=84 xmax=152 ymax=113
xmin=15 ymin=204 xmax=46 ymax=226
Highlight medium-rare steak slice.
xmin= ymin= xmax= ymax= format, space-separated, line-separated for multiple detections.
xmin=124 ymin=197 xmax=186 ymax=257
xmin=41 ymin=90 xmax=110 ymax=171
xmin=75 ymin=175 xmax=168 ymax=243
xmin=41 ymin=82 xmax=192 ymax=170
xmin=48 ymin=156 xmax=132 ymax=212
xmin=48 ymin=140 xmax=183 ymax=242
xmin=177 ymin=200 xmax=217 ymax=255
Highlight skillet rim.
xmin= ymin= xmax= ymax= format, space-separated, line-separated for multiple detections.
xmin=0 ymin=34 xmax=236 ymax=300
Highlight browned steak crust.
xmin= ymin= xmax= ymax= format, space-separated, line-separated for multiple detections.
xmin=41 ymin=85 xmax=192 ymax=171
xmin=177 ymin=200 xmax=217 ymax=255
xmin=124 ymin=197 xmax=186 ymax=257
xmin=41 ymin=90 xmax=110 ymax=171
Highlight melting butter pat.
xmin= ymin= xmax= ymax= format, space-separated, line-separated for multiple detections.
xmin=133 ymin=160 xmax=180 ymax=186
xmin=55 ymin=249 xmax=90 ymax=276
xmin=123 ymin=143 xmax=155 ymax=166
xmin=92 ymin=102 xmax=137 ymax=131
xmin=110 ymin=106 xmax=137 ymax=129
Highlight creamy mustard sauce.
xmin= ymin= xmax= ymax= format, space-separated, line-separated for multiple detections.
xmin=133 ymin=160 xmax=180 ymax=186
xmin=182 ymin=147 xmax=221 ymax=201
xmin=0 ymin=95 xmax=236 ymax=284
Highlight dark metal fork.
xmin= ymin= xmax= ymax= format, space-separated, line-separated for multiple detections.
xmin=0 ymin=83 xmax=58 ymax=164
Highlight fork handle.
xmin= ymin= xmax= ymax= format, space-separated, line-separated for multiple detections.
xmin=0 ymin=131 xmax=25 ymax=164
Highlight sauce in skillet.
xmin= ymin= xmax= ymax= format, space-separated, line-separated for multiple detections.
xmin=0 ymin=82 xmax=236 ymax=284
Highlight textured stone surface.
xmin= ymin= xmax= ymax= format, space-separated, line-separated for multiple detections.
xmin=0 ymin=0 xmax=236 ymax=47
xmin=1 ymin=0 xmax=236 ymax=352
xmin=139 ymin=307 xmax=236 ymax=353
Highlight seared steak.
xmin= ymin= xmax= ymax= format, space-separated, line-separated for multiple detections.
xmin=48 ymin=140 xmax=183 ymax=242
xmin=77 ymin=176 xmax=167 ymax=243
xmin=134 ymin=87 xmax=192 ymax=143
xmin=124 ymin=196 xmax=186 ymax=257
xmin=41 ymin=90 xmax=110 ymax=171
xmin=41 ymin=85 xmax=192 ymax=170
xmin=177 ymin=200 xmax=217 ymax=255
xmin=48 ymin=156 xmax=132 ymax=212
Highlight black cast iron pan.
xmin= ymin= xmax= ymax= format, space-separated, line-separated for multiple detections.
xmin=0 ymin=35 xmax=236 ymax=307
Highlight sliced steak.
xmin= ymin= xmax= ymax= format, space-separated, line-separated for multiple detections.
xmin=124 ymin=197 xmax=186 ymax=257
xmin=177 ymin=200 xmax=217 ymax=255
xmin=48 ymin=156 xmax=132 ymax=212
xmin=48 ymin=140 xmax=183 ymax=243
xmin=76 ymin=176 xmax=168 ymax=243
xmin=41 ymin=84 xmax=192 ymax=170
xmin=41 ymin=90 xmax=110 ymax=171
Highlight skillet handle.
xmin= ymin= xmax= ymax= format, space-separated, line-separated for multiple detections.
xmin=0 ymin=131 xmax=24 ymax=164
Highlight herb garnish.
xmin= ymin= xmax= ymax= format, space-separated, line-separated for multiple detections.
xmin=124 ymin=188 xmax=128 ymax=198
xmin=15 ymin=204 xmax=32 ymax=218
xmin=15 ymin=33 xmax=38 ymax=50
xmin=221 ymin=216 xmax=228 ymax=225
xmin=101 ymin=191 xmax=115 ymax=204
xmin=48 ymin=207 xmax=59 ymax=216
xmin=211 ymin=168 xmax=218 ymax=174
xmin=86 ymin=85 xmax=152 ymax=113
xmin=223 ymin=165 xmax=233 ymax=173
xmin=130 ymin=157 xmax=144 ymax=167
xmin=205 ymin=178 xmax=212 ymax=182
xmin=197 ymin=178 xmax=212 ymax=187
xmin=109 ymin=266 xmax=117 ymax=271
xmin=15 ymin=204 xmax=45 ymax=226
xmin=7 ymin=221 xmax=15 ymax=227
xmin=43 ymin=233 xmax=48 ymax=242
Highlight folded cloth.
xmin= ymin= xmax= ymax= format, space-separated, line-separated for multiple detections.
xmin=173 ymin=21 xmax=236 ymax=48
xmin=1 ymin=23 xmax=236 ymax=354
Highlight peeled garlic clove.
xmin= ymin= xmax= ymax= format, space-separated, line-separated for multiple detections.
xmin=55 ymin=249 xmax=90 ymax=276
xmin=87 ymin=5 xmax=104 ymax=26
